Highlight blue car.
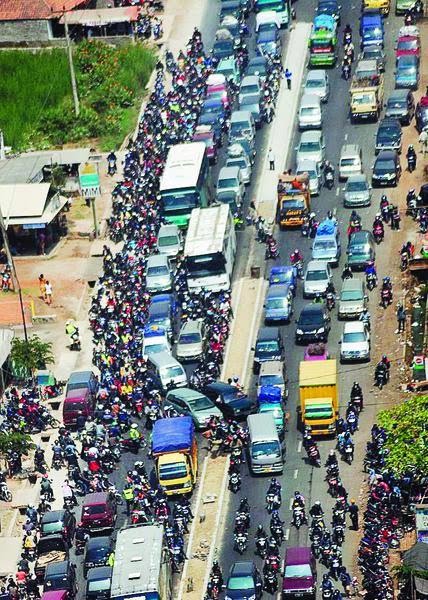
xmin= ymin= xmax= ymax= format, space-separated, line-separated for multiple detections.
xmin=395 ymin=55 xmax=419 ymax=89
xmin=198 ymin=112 xmax=223 ymax=145
xmin=264 ymin=283 xmax=294 ymax=324
xmin=256 ymin=28 xmax=281 ymax=56
xmin=147 ymin=299 xmax=175 ymax=340
xmin=269 ymin=266 xmax=297 ymax=295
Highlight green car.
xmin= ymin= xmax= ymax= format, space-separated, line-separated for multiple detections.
xmin=165 ymin=387 xmax=222 ymax=429
xmin=395 ymin=0 xmax=417 ymax=13
xmin=216 ymin=57 xmax=241 ymax=86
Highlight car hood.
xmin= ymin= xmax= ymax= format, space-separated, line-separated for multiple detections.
xmin=225 ymin=395 xmax=253 ymax=410
xmin=385 ymin=107 xmax=406 ymax=116
xmin=225 ymin=587 xmax=256 ymax=599
xmin=194 ymin=406 xmax=222 ymax=424
xmin=344 ymin=189 xmax=370 ymax=201
xmin=298 ymin=320 xmax=324 ymax=332
xmin=176 ymin=342 xmax=203 ymax=357
xmin=341 ymin=340 xmax=369 ymax=352
xmin=297 ymin=150 xmax=322 ymax=164
xmin=283 ymin=577 xmax=314 ymax=591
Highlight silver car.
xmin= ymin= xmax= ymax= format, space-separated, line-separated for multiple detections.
xmin=156 ymin=224 xmax=183 ymax=257
xmin=338 ymin=278 xmax=367 ymax=319
xmin=145 ymin=254 xmax=173 ymax=293
xmin=343 ymin=174 xmax=372 ymax=207
xmin=304 ymin=69 xmax=330 ymax=102
xmin=239 ymin=75 xmax=261 ymax=105
xmin=303 ymin=260 xmax=332 ymax=298
xmin=296 ymin=130 xmax=325 ymax=167
xmin=176 ymin=319 xmax=206 ymax=361
xmin=226 ymin=154 xmax=252 ymax=184
xmin=296 ymin=159 xmax=321 ymax=196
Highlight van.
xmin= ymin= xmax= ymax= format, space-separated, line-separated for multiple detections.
xmin=257 ymin=360 xmax=287 ymax=398
xmin=361 ymin=14 xmax=384 ymax=48
xmin=311 ymin=220 xmax=341 ymax=266
xmin=338 ymin=278 xmax=367 ymax=319
xmin=86 ymin=566 xmax=112 ymax=600
xmin=247 ymin=413 xmax=285 ymax=474
xmin=81 ymin=492 xmax=117 ymax=533
xmin=255 ymin=10 xmax=281 ymax=31
xmin=216 ymin=166 xmax=245 ymax=201
xmin=65 ymin=371 xmax=97 ymax=396
xmin=264 ymin=284 xmax=293 ymax=324
xmin=230 ymin=110 xmax=255 ymax=142
xmin=253 ymin=327 xmax=284 ymax=374
xmin=43 ymin=560 xmax=77 ymax=597
xmin=298 ymin=94 xmax=322 ymax=130
xmin=282 ymin=547 xmax=317 ymax=599
xmin=338 ymin=144 xmax=363 ymax=180
xmin=347 ymin=230 xmax=376 ymax=270
xmin=147 ymin=351 xmax=187 ymax=391
xmin=63 ymin=388 xmax=95 ymax=427
xmin=226 ymin=149 xmax=252 ymax=184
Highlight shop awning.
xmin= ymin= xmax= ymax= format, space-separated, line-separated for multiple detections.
xmin=0 ymin=184 xmax=68 ymax=227
xmin=59 ymin=6 xmax=140 ymax=26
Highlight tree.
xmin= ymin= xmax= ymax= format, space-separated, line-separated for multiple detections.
xmin=0 ymin=431 xmax=33 ymax=459
xmin=10 ymin=335 xmax=54 ymax=379
xmin=378 ymin=395 xmax=428 ymax=477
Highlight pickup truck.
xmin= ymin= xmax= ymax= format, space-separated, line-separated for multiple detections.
xmin=35 ymin=533 xmax=69 ymax=582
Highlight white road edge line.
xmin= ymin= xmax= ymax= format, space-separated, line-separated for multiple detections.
xmin=297 ymin=440 xmax=302 ymax=453
xmin=336 ymin=187 xmax=340 ymax=196
xmin=285 ymin=528 xmax=290 ymax=541
xmin=289 ymin=497 xmax=294 ymax=511
xmin=178 ymin=455 xmax=210 ymax=599
xmin=293 ymin=469 xmax=299 ymax=479
xmin=241 ymin=279 xmax=267 ymax=386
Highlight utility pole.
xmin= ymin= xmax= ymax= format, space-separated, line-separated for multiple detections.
xmin=63 ymin=9 xmax=80 ymax=117
xmin=91 ymin=197 xmax=98 ymax=238
xmin=0 ymin=130 xmax=5 ymax=161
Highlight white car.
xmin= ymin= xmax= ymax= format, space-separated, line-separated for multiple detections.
xmin=142 ymin=326 xmax=171 ymax=361
xmin=339 ymin=321 xmax=370 ymax=362
xmin=304 ymin=70 xmax=330 ymax=102
xmin=296 ymin=130 xmax=325 ymax=167
xmin=156 ymin=224 xmax=183 ymax=258
xmin=303 ymin=260 xmax=332 ymax=298
xmin=145 ymin=254 xmax=173 ymax=293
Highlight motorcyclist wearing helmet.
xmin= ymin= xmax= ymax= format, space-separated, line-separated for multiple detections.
xmin=290 ymin=249 xmax=303 ymax=265
xmin=309 ymin=501 xmax=324 ymax=517
xmin=293 ymin=491 xmax=305 ymax=507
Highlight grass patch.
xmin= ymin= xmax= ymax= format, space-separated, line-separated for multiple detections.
xmin=0 ymin=41 xmax=156 ymax=151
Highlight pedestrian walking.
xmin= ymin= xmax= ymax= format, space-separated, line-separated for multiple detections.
xmin=38 ymin=274 xmax=46 ymax=298
xmin=348 ymin=499 xmax=359 ymax=530
xmin=284 ymin=68 xmax=292 ymax=90
xmin=44 ymin=280 xmax=52 ymax=305
xmin=268 ymin=148 xmax=275 ymax=170
xmin=391 ymin=206 xmax=400 ymax=230
xmin=419 ymin=129 xmax=428 ymax=155
xmin=396 ymin=303 xmax=406 ymax=333
xmin=123 ymin=484 xmax=134 ymax=516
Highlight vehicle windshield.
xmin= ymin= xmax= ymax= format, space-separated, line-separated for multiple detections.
xmin=341 ymin=290 xmax=363 ymax=301
xmin=159 ymin=235 xmax=179 ymax=247
xmin=218 ymin=177 xmax=238 ymax=188
xmin=241 ymin=84 xmax=259 ymax=95
xmin=349 ymin=244 xmax=370 ymax=256
xmin=259 ymin=375 xmax=283 ymax=386
xmin=159 ymin=462 xmax=188 ymax=480
xmin=230 ymin=122 xmax=253 ymax=138
xmin=387 ymin=99 xmax=405 ymax=108
xmin=281 ymin=199 xmax=305 ymax=210
xmin=378 ymin=125 xmax=399 ymax=138
xmin=147 ymin=265 xmax=169 ymax=277
xmin=241 ymin=96 xmax=259 ymax=108
xmin=42 ymin=521 xmax=62 ymax=534
xmin=214 ymin=39 xmax=234 ymax=51
xmin=179 ymin=332 xmax=201 ymax=344
xmin=284 ymin=564 xmax=312 ymax=578
xmin=88 ymin=579 xmax=111 ymax=592
xmin=251 ymin=440 xmax=281 ymax=458
xmin=347 ymin=180 xmax=367 ymax=192
xmin=247 ymin=64 xmax=266 ymax=76
xmin=305 ymin=404 xmax=333 ymax=418
xmin=313 ymin=239 xmax=336 ymax=251
xmin=145 ymin=342 xmax=167 ymax=355
xmin=259 ymin=22 xmax=277 ymax=32
xmin=228 ymin=158 xmax=246 ymax=169
xmin=256 ymin=340 xmax=279 ymax=354
xmin=162 ymin=366 xmax=184 ymax=379
xmin=306 ymin=269 xmax=328 ymax=281
xmin=83 ymin=505 xmax=105 ymax=516
xmin=306 ymin=79 xmax=324 ymax=89
xmin=352 ymin=93 xmax=374 ymax=105
xmin=301 ymin=107 xmax=319 ymax=115
xmin=186 ymin=253 xmax=226 ymax=278
xmin=228 ymin=576 xmax=254 ymax=590
xmin=299 ymin=141 xmax=321 ymax=152
xmin=343 ymin=332 xmax=366 ymax=343
xmin=398 ymin=66 xmax=416 ymax=74
xmin=162 ymin=192 xmax=198 ymax=214
xmin=188 ymin=397 xmax=214 ymax=411
xmin=299 ymin=311 xmax=323 ymax=326
xmin=363 ymin=28 xmax=382 ymax=40
xmin=398 ymin=39 xmax=418 ymax=50
xmin=340 ymin=157 xmax=358 ymax=166
xmin=375 ymin=160 xmax=395 ymax=172
xmin=266 ymin=298 xmax=287 ymax=309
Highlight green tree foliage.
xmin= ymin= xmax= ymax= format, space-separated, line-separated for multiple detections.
xmin=0 ymin=431 xmax=33 ymax=458
xmin=378 ymin=395 xmax=428 ymax=476
xmin=10 ymin=335 xmax=54 ymax=379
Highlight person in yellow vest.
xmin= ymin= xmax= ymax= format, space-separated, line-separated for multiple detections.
xmin=107 ymin=551 xmax=115 ymax=567
xmin=123 ymin=484 xmax=134 ymax=516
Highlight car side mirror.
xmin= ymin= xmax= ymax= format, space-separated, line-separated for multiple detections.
xmin=338 ymin=340 xmax=342 ymax=344
xmin=251 ymin=346 xmax=255 ymax=351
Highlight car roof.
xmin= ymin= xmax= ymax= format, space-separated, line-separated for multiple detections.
xmin=167 ymin=387 xmax=205 ymax=401
xmin=397 ymin=54 xmax=418 ymax=64
xmin=179 ymin=319 xmax=202 ymax=334
xmin=146 ymin=254 xmax=169 ymax=267
xmin=286 ymin=547 xmax=312 ymax=565
xmin=300 ymin=93 xmax=321 ymax=107
xmin=376 ymin=149 xmax=397 ymax=159
xmin=344 ymin=321 xmax=366 ymax=332
xmin=219 ymin=165 xmax=240 ymax=178
xmin=158 ymin=224 xmax=179 ymax=236
xmin=87 ymin=536 xmax=112 ymax=550
xmin=379 ymin=118 xmax=401 ymax=127
xmin=388 ymin=89 xmax=409 ymax=100
xmin=350 ymin=229 xmax=373 ymax=242
xmin=297 ymin=159 xmax=318 ymax=172
xmin=151 ymin=293 xmax=173 ymax=305
xmin=300 ymin=130 xmax=322 ymax=142
xmin=230 ymin=561 xmax=254 ymax=576
xmin=248 ymin=55 xmax=266 ymax=65
xmin=398 ymin=34 xmax=418 ymax=41
xmin=306 ymin=69 xmax=327 ymax=81
xmin=267 ymin=283 xmax=291 ymax=296
xmin=346 ymin=174 xmax=367 ymax=183
xmin=42 ymin=510 xmax=66 ymax=523
xmin=257 ymin=326 xmax=280 ymax=340
xmin=241 ymin=75 xmax=260 ymax=86
xmin=45 ymin=560 xmax=70 ymax=576
xmin=148 ymin=301 xmax=170 ymax=317
xmin=205 ymin=381 xmax=238 ymax=395
xmin=301 ymin=304 xmax=324 ymax=315
xmin=341 ymin=277 xmax=363 ymax=290
xmin=83 ymin=492 xmax=108 ymax=505
xmin=87 ymin=566 xmax=112 ymax=580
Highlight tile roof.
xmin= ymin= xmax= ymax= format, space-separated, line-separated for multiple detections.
xmin=0 ymin=0 xmax=87 ymax=21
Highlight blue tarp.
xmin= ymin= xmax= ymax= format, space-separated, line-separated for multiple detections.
xmin=316 ymin=219 xmax=336 ymax=236
xmin=313 ymin=14 xmax=336 ymax=31
xmin=152 ymin=416 xmax=194 ymax=454
xmin=258 ymin=385 xmax=282 ymax=405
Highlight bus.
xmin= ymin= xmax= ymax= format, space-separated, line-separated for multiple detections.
xmin=159 ymin=142 xmax=212 ymax=229
xmin=308 ymin=15 xmax=338 ymax=67
xmin=254 ymin=0 xmax=289 ymax=27
xmin=184 ymin=204 xmax=237 ymax=293
xmin=110 ymin=524 xmax=172 ymax=600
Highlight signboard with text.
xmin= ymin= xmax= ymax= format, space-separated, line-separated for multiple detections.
xmin=79 ymin=162 xmax=101 ymax=198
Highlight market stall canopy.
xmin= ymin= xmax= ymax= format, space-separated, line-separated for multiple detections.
xmin=59 ymin=6 xmax=140 ymax=26
xmin=403 ymin=542 xmax=428 ymax=571
xmin=0 ymin=183 xmax=68 ymax=227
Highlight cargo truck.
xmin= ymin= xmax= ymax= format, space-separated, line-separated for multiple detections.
xmin=276 ymin=173 xmax=311 ymax=228
xmin=152 ymin=416 xmax=198 ymax=495
xmin=298 ymin=359 xmax=338 ymax=436
xmin=350 ymin=60 xmax=384 ymax=122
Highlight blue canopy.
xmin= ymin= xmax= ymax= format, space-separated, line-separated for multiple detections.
xmin=258 ymin=385 xmax=282 ymax=405
xmin=152 ymin=416 xmax=194 ymax=454
xmin=316 ymin=219 xmax=336 ymax=236
xmin=313 ymin=14 xmax=336 ymax=31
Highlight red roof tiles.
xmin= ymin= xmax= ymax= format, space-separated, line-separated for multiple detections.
xmin=0 ymin=0 xmax=88 ymax=21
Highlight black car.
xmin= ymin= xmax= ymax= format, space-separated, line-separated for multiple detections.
xmin=202 ymin=382 xmax=256 ymax=420
xmin=212 ymin=38 xmax=235 ymax=63
xmin=295 ymin=304 xmax=330 ymax=344
xmin=225 ymin=561 xmax=263 ymax=600
xmin=372 ymin=149 xmax=401 ymax=187
xmin=43 ymin=560 xmax=77 ymax=597
xmin=40 ymin=510 xmax=76 ymax=546
xmin=375 ymin=118 xmax=402 ymax=153
xmin=416 ymin=98 xmax=428 ymax=133
xmin=252 ymin=327 xmax=284 ymax=374
xmin=384 ymin=89 xmax=414 ymax=125
xmin=84 ymin=536 xmax=113 ymax=577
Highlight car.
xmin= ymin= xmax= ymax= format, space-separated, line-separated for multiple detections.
xmin=343 ymin=174 xmax=372 ymax=207
xmin=216 ymin=57 xmax=241 ymax=85
xmin=316 ymin=0 xmax=341 ymax=22
xmin=212 ymin=32 xmax=235 ymax=62
xmin=339 ymin=144 xmax=363 ymax=180
xmin=296 ymin=159 xmax=321 ymax=196
xmin=415 ymin=97 xmax=428 ymax=132
xmin=257 ymin=360 xmax=287 ymax=398
xmin=304 ymin=69 xmax=330 ymax=102
xmin=147 ymin=299 xmax=174 ymax=340
xmin=239 ymin=75 xmax=261 ymax=104
xmin=156 ymin=224 xmax=183 ymax=258
xmin=395 ymin=54 xmax=419 ymax=89
xmin=303 ymin=260 xmax=332 ymax=298
xmin=202 ymin=98 xmax=227 ymax=128
xmin=220 ymin=15 xmax=243 ymax=48
xmin=216 ymin=189 xmax=243 ymax=215
xmin=395 ymin=35 xmax=420 ymax=59
xmin=40 ymin=510 xmax=76 ymax=546
xmin=202 ymin=381 xmax=256 ymax=419
xmin=142 ymin=325 xmax=171 ymax=361
xmin=395 ymin=0 xmax=418 ymax=13
xmin=347 ymin=230 xmax=376 ymax=270
xmin=264 ymin=283 xmax=294 ymax=323
xmin=256 ymin=27 xmax=281 ymax=56
xmin=43 ymin=560 xmax=77 ymax=596
xmin=226 ymin=149 xmax=252 ymax=184
xmin=339 ymin=321 xmax=370 ymax=362
xmin=253 ymin=327 xmax=284 ymax=373
xmin=298 ymin=94 xmax=322 ymax=129
xmin=269 ymin=265 xmax=297 ymax=294
xmin=219 ymin=0 xmax=243 ymax=21
xmin=360 ymin=46 xmax=386 ymax=72
xmin=206 ymin=78 xmax=230 ymax=109
xmin=198 ymin=111 xmax=223 ymax=145
xmin=165 ymin=388 xmax=222 ymax=428
xmin=225 ymin=561 xmax=263 ymax=600
xmin=81 ymin=492 xmax=117 ymax=533
xmin=239 ymin=93 xmax=262 ymax=128
xmin=295 ymin=304 xmax=330 ymax=344
xmin=372 ymin=149 xmax=401 ymax=187
xmin=296 ymin=130 xmax=325 ymax=167
xmin=84 ymin=536 xmax=113 ymax=577
xmin=193 ymin=124 xmax=218 ymax=163
xmin=338 ymin=278 xmax=367 ymax=319
xmin=375 ymin=118 xmax=402 ymax=153
xmin=384 ymin=89 xmax=415 ymax=125
xmin=176 ymin=319 xmax=206 ymax=361
xmin=145 ymin=254 xmax=173 ymax=293
xmin=216 ymin=166 xmax=244 ymax=203
xmin=245 ymin=55 xmax=269 ymax=82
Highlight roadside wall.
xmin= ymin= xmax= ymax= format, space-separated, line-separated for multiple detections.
xmin=0 ymin=20 xmax=51 ymax=43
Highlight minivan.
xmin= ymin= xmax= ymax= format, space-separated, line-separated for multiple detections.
xmin=63 ymin=388 xmax=95 ymax=427
xmin=84 ymin=536 xmax=113 ymax=576
xmin=147 ymin=351 xmax=187 ymax=390
xmin=264 ymin=284 xmax=294 ymax=324
xmin=385 ymin=89 xmax=415 ymax=125
xmin=282 ymin=547 xmax=316 ymax=599
xmin=247 ymin=413 xmax=285 ymax=474
xmin=226 ymin=151 xmax=252 ymax=185
xmin=298 ymin=94 xmax=322 ymax=130
xmin=81 ymin=492 xmax=117 ymax=534
xmin=216 ymin=166 xmax=245 ymax=201
xmin=43 ymin=560 xmax=77 ymax=597
xmin=257 ymin=360 xmax=287 ymax=398
xmin=311 ymin=220 xmax=341 ymax=265
xmin=230 ymin=110 xmax=255 ymax=142
xmin=65 ymin=371 xmax=97 ymax=396
xmin=253 ymin=327 xmax=284 ymax=374
xmin=86 ymin=566 xmax=112 ymax=600
xmin=338 ymin=278 xmax=367 ymax=319
xmin=339 ymin=144 xmax=363 ymax=180
xmin=347 ymin=230 xmax=376 ymax=270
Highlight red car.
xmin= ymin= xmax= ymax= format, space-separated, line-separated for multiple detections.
xmin=395 ymin=35 xmax=420 ymax=59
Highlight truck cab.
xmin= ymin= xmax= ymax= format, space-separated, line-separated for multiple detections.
xmin=276 ymin=173 xmax=311 ymax=228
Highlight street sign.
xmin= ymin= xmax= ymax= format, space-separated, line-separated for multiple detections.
xmin=79 ymin=162 xmax=101 ymax=197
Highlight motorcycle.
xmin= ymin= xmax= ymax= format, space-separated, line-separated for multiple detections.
xmin=380 ymin=288 xmax=392 ymax=308
xmin=228 ymin=472 xmax=241 ymax=493
xmin=256 ymin=535 xmax=268 ymax=558
xmin=375 ymin=367 xmax=388 ymax=390
xmin=344 ymin=444 xmax=354 ymax=464
xmin=263 ymin=570 xmax=278 ymax=593
xmin=0 ymin=482 xmax=12 ymax=502
xmin=234 ymin=532 xmax=248 ymax=554
xmin=400 ymin=252 xmax=409 ymax=271
xmin=70 ymin=329 xmax=81 ymax=351
xmin=342 ymin=63 xmax=351 ymax=80
xmin=108 ymin=159 xmax=117 ymax=176
xmin=366 ymin=272 xmax=377 ymax=291
xmin=266 ymin=492 xmax=281 ymax=513
xmin=307 ymin=444 xmax=321 ymax=467
xmin=326 ymin=292 xmax=335 ymax=311
xmin=292 ymin=506 xmax=305 ymax=529
xmin=373 ymin=225 xmax=384 ymax=244
xmin=325 ymin=170 xmax=334 ymax=190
